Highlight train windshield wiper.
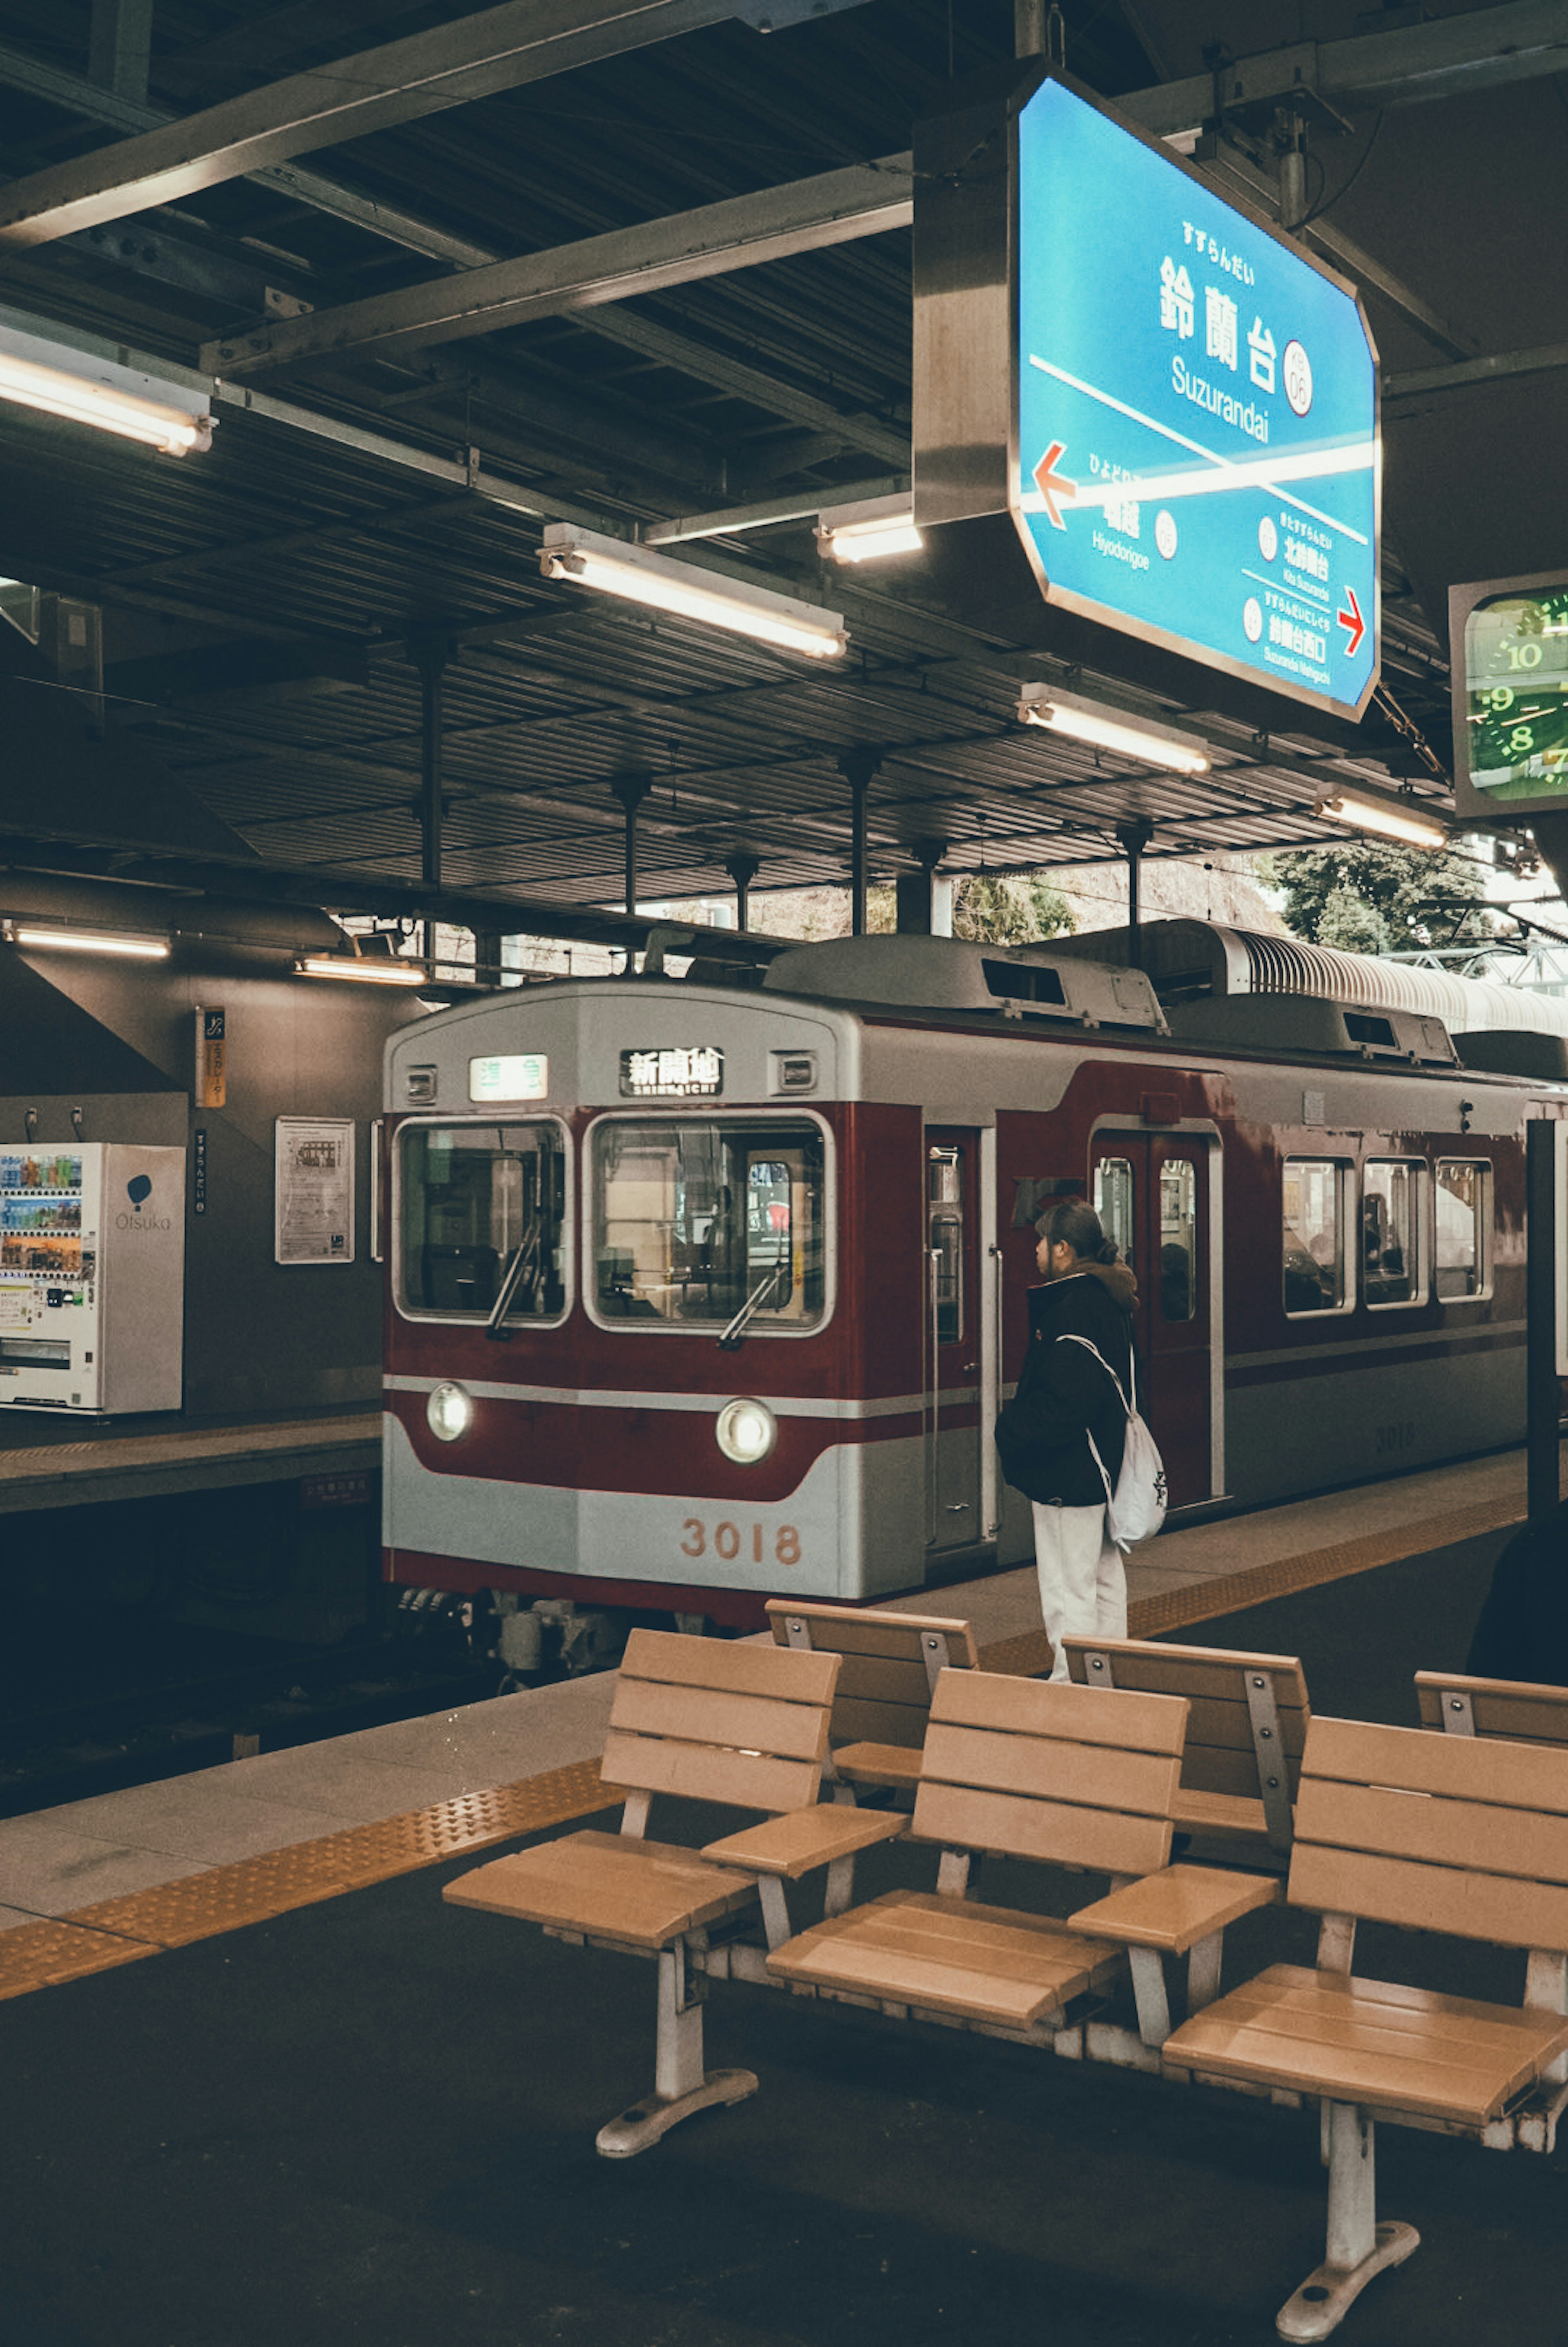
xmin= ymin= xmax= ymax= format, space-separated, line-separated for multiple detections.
xmin=717 ymin=1258 xmax=789 ymax=1352
xmin=485 ymin=1211 xmax=541 ymax=1342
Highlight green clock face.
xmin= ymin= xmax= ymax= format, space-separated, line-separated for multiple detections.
xmin=1464 ymin=587 xmax=1568 ymax=803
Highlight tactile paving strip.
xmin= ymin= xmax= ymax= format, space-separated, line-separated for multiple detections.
xmin=1 ymin=1759 xmax=618 ymax=1993
xmin=0 ymin=1919 xmax=154 ymax=2003
xmin=978 ymin=1494 xmax=1524 ymax=1677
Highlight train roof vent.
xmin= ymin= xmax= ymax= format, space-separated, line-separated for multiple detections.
xmin=1454 ymin=1029 xmax=1568 ymax=1082
xmin=760 ymin=935 xmax=1166 ymax=1030
xmin=1166 ymin=992 xmax=1458 ymax=1066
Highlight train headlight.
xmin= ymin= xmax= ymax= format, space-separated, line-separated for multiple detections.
xmin=716 ymin=1397 xmax=777 ymax=1465
xmin=427 ymin=1381 xmax=474 ymax=1442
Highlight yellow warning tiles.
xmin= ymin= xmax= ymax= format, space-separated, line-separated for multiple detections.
xmin=0 ymin=1759 xmax=617 ymax=1994
xmin=0 ymin=1918 xmax=153 ymax=2003
xmin=978 ymin=1492 xmax=1524 ymax=1677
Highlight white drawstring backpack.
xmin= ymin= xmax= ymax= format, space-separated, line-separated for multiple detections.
xmin=1055 ymin=1333 xmax=1168 ymax=1550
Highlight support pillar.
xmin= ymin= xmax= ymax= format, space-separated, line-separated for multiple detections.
xmin=724 ymin=852 xmax=761 ymax=933
xmin=413 ymin=638 xmax=450 ymax=968
xmin=610 ymin=770 xmax=654 ymax=917
xmin=1116 ymin=817 xmax=1155 ymax=971
xmin=473 ymin=930 xmax=506 ymax=988
xmin=895 ymin=837 xmax=949 ymax=935
xmin=837 ymin=750 xmax=881 ymax=936
xmin=1527 ymin=1119 xmax=1560 ymax=1523
xmin=89 ymin=0 xmax=153 ymax=101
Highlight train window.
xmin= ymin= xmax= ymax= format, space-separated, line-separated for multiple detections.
xmin=1435 ymin=1159 xmax=1492 ymax=1301
xmin=1159 ymin=1160 xmax=1197 ymax=1322
xmin=929 ymin=1147 xmax=963 ymax=1343
xmin=1283 ymin=1159 xmax=1349 ymax=1315
xmin=589 ymin=1118 xmax=827 ymax=1332
xmin=1094 ymin=1157 xmax=1136 ymax=1270
xmin=1363 ymin=1160 xmax=1424 ymax=1307
xmin=397 ymin=1122 xmax=567 ymax=1323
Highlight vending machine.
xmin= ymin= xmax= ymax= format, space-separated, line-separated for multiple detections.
xmin=0 ymin=1144 xmax=185 ymax=1413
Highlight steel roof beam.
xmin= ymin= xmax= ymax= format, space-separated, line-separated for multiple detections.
xmin=202 ymin=161 xmax=914 ymax=378
xmin=1118 ymin=0 xmax=1568 ymax=136
xmin=0 ymin=0 xmax=870 ymax=248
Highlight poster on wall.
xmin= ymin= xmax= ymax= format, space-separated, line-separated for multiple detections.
xmin=274 ymin=1118 xmax=355 ymax=1266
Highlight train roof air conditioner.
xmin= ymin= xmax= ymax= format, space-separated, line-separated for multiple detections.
xmin=1166 ymin=993 xmax=1458 ymax=1065
xmin=760 ymin=935 xmax=1166 ymax=1031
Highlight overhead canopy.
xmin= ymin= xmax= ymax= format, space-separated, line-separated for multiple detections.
xmin=0 ymin=0 xmax=1552 ymax=924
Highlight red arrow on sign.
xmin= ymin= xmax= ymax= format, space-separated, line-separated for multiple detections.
xmin=1336 ymin=586 xmax=1366 ymax=658
xmin=1033 ymin=440 xmax=1077 ymax=530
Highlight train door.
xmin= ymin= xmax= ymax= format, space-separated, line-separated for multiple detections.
xmin=1089 ymin=1132 xmax=1218 ymax=1509
xmin=926 ymin=1128 xmax=982 ymax=1551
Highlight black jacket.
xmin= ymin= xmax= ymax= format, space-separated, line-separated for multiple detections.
xmin=995 ymin=1263 xmax=1138 ymax=1508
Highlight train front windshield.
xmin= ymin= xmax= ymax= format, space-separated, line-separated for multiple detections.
xmin=399 ymin=1122 xmax=567 ymax=1321
xmin=591 ymin=1118 xmax=826 ymax=1329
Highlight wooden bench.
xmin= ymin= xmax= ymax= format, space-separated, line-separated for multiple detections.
xmin=1416 ymin=1667 xmax=1568 ymax=1745
xmin=766 ymin=1669 xmax=1278 ymax=2061
xmin=443 ymin=1629 xmax=905 ymax=2157
xmin=1061 ymin=1634 xmax=1309 ymax=1862
xmin=1160 ymin=1715 xmax=1568 ymax=2341
xmin=765 ymin=1597 xmax=979 ymax=1798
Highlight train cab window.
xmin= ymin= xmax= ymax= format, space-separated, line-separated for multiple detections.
xmin=1363 ymin=1161 xmax=1424 ymax=1307
xmin=1283 ymin=1159 xmax=1349 ymax=1315
xmin=1094 ymin=1157 xmax=1136 ymax=1272
xmin=397 ymin=1121 xmax=567 ymax=1323
xmin=1159 ymin=1159 xmax=1197 ymax=1322
xmin=590 ymin=1118 xmax=827 ymax=1332
xmin=1435 ymin=1159 xmax=1492 ymax=1301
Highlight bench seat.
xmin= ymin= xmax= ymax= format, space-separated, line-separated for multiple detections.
xmin=444 ymin=1831 xmax=761 ymax=1953
xmin=831 ymin=1740 xmax=923 ymax=1793
xmin=1172 ymin=1787 xmax=1270 ymax=1843
xmin=1165 ymin=1961 xmax=1568 ymax=2128
xmin=767 ymin=1886 xmax=1125 ymax=2027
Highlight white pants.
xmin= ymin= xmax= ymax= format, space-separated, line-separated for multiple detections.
xmin=1031 ymin=1501 xmax=1127 ymax=1682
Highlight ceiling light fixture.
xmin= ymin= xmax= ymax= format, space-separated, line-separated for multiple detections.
xmin=816 ymin=493 xmax=923 ymax=565
xmin=1316 ymin=791 xmax=1448 ymax=850
xmin=0 ymin=315 xmax=213 ymax=456
xmin=7 ymin=922 xmax=169 ymax=959
xmin=1017 ymin=685 xmax=1211 ymax=775
xmin=540 ymin=523 xmax=847 ymax=660
xmin=296 ymin=955 xmax=427 ymax=987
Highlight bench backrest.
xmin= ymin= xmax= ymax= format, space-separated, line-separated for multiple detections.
xmin=766 ymin=1599 xmax=979 ymax=1750
xmin=911 ymin=1668 xmax=1188 ymax=1877
xmin=1061 ymin=1634 xmax=1308 ymax=1847
xmin=1289 ymin=1713 xmax=1568 ymax=1949
xmin=1415 ymin=1669 xmax=1568 ymax=1747
xmin=601 ymin=1628 xmax=840 ymax=1813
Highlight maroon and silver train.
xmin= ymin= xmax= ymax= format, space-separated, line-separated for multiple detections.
xmin=380 ymin=921 xmax=1568 ymax=1633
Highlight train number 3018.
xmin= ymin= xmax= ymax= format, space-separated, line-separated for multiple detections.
xmin=681 ymin=1519 xmax=801 ymax=1566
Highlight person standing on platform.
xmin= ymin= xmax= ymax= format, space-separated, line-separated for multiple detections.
xmin=1466 ymin=1499 xmax=1568 ymax=1686
xmin=994 ymin=1199 xmax=1139 ymax=1681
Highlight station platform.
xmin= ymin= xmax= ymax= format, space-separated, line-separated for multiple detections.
xmin=0 ymin=1405 xmax=379 ymax=1511
xmin=0 ymin=1452 xmax=1560 ymax=2346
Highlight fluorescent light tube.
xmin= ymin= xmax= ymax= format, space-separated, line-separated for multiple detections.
xmin=1017 ymin=685 xmax=1210 ymax=775
xmin=540 ymin=523 xmax=846 ymax=660
xmin=817 ymin=494 xmax=923 ymax=564
xmin=297 ymin=956 xmax=427 ymax=986
xmin=10 ymin=924 xmax=169 ymax=958
xmin=1317 ymin=792 xmax=1448 ymax=850
xmin=0 ymin=321 xmax=213 ymax=456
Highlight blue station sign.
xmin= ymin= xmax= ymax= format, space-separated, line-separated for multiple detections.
xmin=1013 ymin=78 xmax=1380 ymax=721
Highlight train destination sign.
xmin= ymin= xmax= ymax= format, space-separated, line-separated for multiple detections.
xmin=619 ymin=1046 xmax=724 ymax=1099
xmin=1013 ymin=78 xmax=1380 ymax=721
xmin=1452 ymin=575 xmax=1568 ymax=821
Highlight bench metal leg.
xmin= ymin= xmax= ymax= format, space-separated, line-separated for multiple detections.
xmin=1276 ymin=2104 xmax=1419 ymax=2342
xmin=595 ymin=1942 xmax=758 ymax=2159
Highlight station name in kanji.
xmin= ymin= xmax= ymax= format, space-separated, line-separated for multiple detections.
xmin=1160 ymin=253 xmax=1278 ymax=400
